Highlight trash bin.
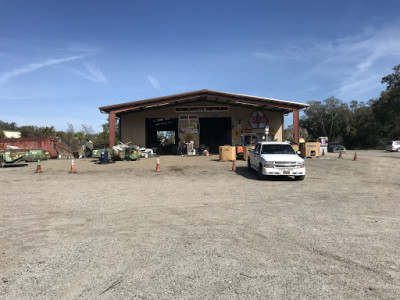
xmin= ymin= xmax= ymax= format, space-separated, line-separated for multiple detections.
xmin=100 ymin=150 xmax=109 ymax=163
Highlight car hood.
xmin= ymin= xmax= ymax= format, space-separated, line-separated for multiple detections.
xmin=260 ymin=154 xmax=304 ymax=162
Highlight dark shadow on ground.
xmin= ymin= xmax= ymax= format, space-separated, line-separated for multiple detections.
xmin=1 ymin=163 xmax=29 ymax=168
xmin=235 ymin=166 xmax=298 ymax=181
xmin=234 ymin=166 xmax=259 ymax=180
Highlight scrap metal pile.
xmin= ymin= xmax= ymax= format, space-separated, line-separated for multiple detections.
xmin=0 ymin=137 xmax=158 ymax=167
xmin=91 ymin=142 xmax=155 ymax=164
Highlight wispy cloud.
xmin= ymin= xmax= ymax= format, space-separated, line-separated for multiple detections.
xmin=252 ymin=24 xmax=400 ymax=100
xmin=147 ymin=75 xmax=161 ymax=90
xmin=0 ymin=55 xmax=87 ymax=86
xmin=72 ymin=62 xmax=107 ymax=83
xmin=252 ymin=45 xmax=309 ymax=62
xmin=84 ymin=63 xmax=107 ymax=83
xmin=317 ymin=28 xmax=400 ymax=98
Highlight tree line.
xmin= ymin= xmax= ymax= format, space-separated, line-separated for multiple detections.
xmin=286 ymin=64 xmax=400 ymax=149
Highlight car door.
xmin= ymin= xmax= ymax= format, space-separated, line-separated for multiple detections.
xmin=252 ymin=143 xmax=261 ymax=168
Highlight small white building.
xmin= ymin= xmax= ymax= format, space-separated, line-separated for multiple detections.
xmin=3 ymin=131 xmax=21 ymax=138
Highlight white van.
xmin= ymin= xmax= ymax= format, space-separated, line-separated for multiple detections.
xmin=386 ymin=141 xmax=400 ymax=152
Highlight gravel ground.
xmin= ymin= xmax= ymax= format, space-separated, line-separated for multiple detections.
xmin=0 ymin=150 xmax=399 ymax=299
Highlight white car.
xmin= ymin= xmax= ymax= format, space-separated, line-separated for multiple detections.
xmin=248 ymin=142 xmax=305 ymax=180
xmin=386 ymin=141 xmax=400 ymax=152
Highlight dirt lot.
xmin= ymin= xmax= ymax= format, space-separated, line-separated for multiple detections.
xmin=1 ymin=150 xmax=399 ymax=299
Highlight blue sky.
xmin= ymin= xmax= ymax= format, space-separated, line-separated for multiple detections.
xmin=1 ymin=0 xmax=400 ymax=133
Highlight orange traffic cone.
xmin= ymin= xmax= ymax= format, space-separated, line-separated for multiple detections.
xmin=232 ymin=160 xmax=237 ymax=172
xmin=156 ymin=158 xmax=160 ymax=172
xmin=69 ymin=159 xmax=77 ymax=173
xmin=35 ymin=160 xmax=43 ymax=173
xmin=353 ymin=152 xmax=358 ymax=161
xmin=338 ymin=150 xmax=343 ymax=159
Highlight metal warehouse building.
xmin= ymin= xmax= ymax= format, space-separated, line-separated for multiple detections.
xmin=99 ymin=89 xmax=308 ymax=154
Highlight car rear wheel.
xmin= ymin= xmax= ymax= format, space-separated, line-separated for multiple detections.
xmin=294 ymin=175 xmax=305 ymax=181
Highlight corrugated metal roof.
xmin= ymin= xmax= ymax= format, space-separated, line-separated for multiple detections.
xmin=99 ymin=89 xmax=309 ymax=115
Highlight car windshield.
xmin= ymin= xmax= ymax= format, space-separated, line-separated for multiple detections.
xmin=261 ymin=144 xmax=295 ymax=154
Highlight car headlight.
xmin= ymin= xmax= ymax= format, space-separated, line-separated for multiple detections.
xmin=296 ymin=162 xmax=305 ymax=168
xmin=264 ymin=161 xmax=275 ymax=168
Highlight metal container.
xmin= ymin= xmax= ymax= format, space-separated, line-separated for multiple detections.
xmin=23 ymin=149 xmax=50 ymax=162
xmin=0 ymin=136 xmax=59 ymax=158
xmin=93 ymin=148 xmax=113 ymax=160
xmin=1 ymin=149 xmax=29 ymax=163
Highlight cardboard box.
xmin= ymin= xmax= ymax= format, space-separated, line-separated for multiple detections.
xmin=299 ymin=142 xmax=320 ymax=158
xmin=219 ymin=146 xmax=236 ymax=161
xmin=243 ymin=145 xmax=255 ymax=161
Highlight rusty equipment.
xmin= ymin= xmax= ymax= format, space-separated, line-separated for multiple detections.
xmin=56 ymin=143 xmax=78 ymax=158
xmin=0 ymin=136 xmax=59 ymax=158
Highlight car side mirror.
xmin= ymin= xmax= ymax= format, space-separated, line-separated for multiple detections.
xmin=297 ymin=151 xmax=301 ymax=155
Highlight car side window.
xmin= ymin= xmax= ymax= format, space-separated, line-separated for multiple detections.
xmin=255 ymin=144 xmax=260 ymax=153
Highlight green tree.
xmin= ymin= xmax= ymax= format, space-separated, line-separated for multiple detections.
xmin=372 ymin=64 xmax=400 ymax=140
xmin=344 ymin=100 xmax=382 ymax=149
xmin=74 ymin=131 xmax=85 ymax=141
xmin=92 ymin=117 xmax=119 ymax=146
xmin=0 ymin=121 xmax=18 ymax=131
xmin=300 ymin=97 xmax=351 ymax=141
xmin=20 ymin=125 xmax=40 ymax=137
xmin=284 ymin=125 xmax=309 ymax=142
xmin=39 ymin=126 xmax=57 ymax=136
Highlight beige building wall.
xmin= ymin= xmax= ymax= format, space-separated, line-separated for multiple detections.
xmin=120 ymin=101 xmax=283 ymax=147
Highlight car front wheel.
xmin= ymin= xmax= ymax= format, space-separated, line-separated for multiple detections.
xmin=258 ymin=164 xmax=266 ymax=180
xmin=294 ymin=175 xmax=305 ymax=181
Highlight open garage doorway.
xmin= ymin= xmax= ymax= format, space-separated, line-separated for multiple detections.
xmin=146 ymin=118 xmax=178 ymax=155
xmin=200 ymin=117 xmax=232 ymax=153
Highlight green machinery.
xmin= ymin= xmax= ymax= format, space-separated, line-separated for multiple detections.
xmin=0 ymin=149 xmax=50 ymax=167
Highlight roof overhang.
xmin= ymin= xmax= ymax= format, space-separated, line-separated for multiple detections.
xmin=99 ymin=89 xmax=309 ymax=116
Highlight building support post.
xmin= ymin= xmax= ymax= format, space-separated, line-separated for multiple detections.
xmin=109 ymin=112 xmax=116 ymax=147
xmin=293 ymin=110 xmax=299 ymax=143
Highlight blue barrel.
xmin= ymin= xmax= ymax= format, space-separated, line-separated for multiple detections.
xmin=100 ymin=150 xmax=109 ymax=163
